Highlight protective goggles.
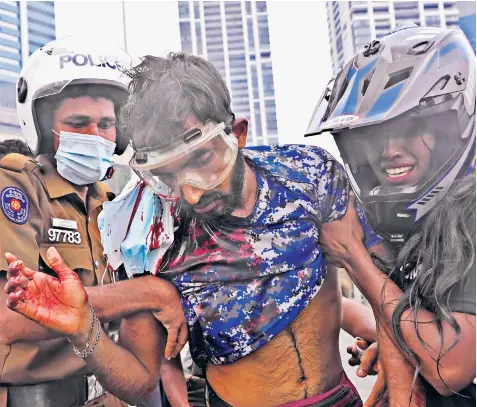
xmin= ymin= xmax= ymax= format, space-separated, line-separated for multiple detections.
xmin=129 ymin=122 xmax=238 ymax=199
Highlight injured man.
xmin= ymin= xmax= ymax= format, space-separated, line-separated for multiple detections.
xmin=5 ymin=53 xmax=393 ymax=407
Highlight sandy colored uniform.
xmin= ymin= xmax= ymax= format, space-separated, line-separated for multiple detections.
xmin=0 ymin=153 xmax=125 ymax=407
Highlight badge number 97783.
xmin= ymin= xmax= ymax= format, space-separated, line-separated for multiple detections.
xmin=48 ymin=228 xmax=81 ymax=244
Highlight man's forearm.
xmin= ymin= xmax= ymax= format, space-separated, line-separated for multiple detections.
xmin=86 ymin=275 xmax=174 ymax=323
xmin=376 ymin=325 xmax=426 ymax=407
xmin=342 ymin=296 xmax=376 ymax=342
xmin=161 ymin=356 xmax=189 ymax=407
xmin=70 ymin=311 xmax=162 ymax=405
xmin=73 ymin=328 xmax=156 ymax=404
xmin=0 ymin=307 xmax=63 ymax=344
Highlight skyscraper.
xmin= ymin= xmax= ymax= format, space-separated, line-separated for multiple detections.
xmin=326 ymin=1 xmax=460 ymax=73
xmin=178 ymin=0 xmax=278 ymax=146
xmin=0 ymin=1 xmax=55 ymax=139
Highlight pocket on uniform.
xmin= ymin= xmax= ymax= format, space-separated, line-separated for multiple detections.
xmin=39 ymin=243 xmax=95 ymax=286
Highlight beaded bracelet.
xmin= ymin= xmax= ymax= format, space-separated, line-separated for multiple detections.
xmin=72 ymin=304 xmax=103 ymax=359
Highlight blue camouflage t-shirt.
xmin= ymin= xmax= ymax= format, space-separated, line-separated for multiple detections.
xmin=157 ymin=145 xmax=381 ymax=366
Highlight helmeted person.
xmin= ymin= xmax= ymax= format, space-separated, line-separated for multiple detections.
xmin=0 ymin=36 xmax=188 ymax=407
xmin=307 ymin=23 xmax=476 ymax=406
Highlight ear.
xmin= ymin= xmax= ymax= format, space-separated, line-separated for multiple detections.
xmin=232 ymin=117 xmax=249 ymax=149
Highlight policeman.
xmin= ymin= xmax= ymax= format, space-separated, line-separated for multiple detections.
xmin=0 ymin=36 xmax=132 ymax=407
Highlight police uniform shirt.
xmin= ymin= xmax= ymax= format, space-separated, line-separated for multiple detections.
xmin=0 ymin=153 xmax=112 ymax=388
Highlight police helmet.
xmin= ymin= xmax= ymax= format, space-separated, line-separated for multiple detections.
xmin=16 ymin=36 xmax=135 ymax=156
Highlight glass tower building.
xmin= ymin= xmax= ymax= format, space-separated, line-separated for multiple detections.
xmin=178 ymin=0 xmax=278 ymax=146
xmin=0 ymin=1 xmax=55 ymax=139
xmin=326 ymin=1 xmax=459 ymax=73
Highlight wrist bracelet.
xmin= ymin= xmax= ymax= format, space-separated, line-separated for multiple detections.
xmin=73 ymin=304 xmax=103 ymax=359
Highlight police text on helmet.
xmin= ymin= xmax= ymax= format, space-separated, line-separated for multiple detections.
xmin=59 ymin=54 xmax=124 ymax=70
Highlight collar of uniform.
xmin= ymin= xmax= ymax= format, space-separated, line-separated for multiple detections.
xmin=87 ymin=183 xmax=109 ymax=214
xmin=36 ymin=155 xmax=106 ymax=203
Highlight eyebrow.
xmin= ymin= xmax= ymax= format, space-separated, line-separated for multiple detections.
xmin=62 ymin=114 xmax=116 ymax=122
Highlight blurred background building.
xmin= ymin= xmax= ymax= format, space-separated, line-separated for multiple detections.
xmin=326 ymin=0 xmax=462 ymax=73
xmin=0 ymin=1 xmax=55 ymax=140
xmin=178 ymin=1 xmax=278 ymax=146
xmin=459 ymin=1 xmax=476 ymax=53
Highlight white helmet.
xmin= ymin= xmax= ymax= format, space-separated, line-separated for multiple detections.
xmin=16 ymin=36 xmax=135 ymax=156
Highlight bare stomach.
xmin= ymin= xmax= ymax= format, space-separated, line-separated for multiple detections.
xmin=206 ymin=267 xmax=343 ymax=407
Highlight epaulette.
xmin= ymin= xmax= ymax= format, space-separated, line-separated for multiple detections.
xmin=96 ymin=181 xmax=116 ymax=201
xmin=0 ymin=153 xmax=40 ymax=174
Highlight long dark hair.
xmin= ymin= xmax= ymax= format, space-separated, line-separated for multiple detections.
xmin=390 ymin=171 xmax=476 ymax=385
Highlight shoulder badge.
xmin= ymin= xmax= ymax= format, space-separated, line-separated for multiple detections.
xmin=1 ymin=186 xmax=30 ymax=224
xmin=0 ymin=153 xmax=37 ymax=173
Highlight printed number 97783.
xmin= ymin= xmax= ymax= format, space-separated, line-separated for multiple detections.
xmin=48 ymin=228 xmax=81 ymax=244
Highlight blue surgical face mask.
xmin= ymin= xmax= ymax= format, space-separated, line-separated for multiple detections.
xmin=54 ymin=131 xmax=116 ymax=185
xmin=98 ymin=180 xmax=174 ymax=278
xmin=120 ymin=186 xmax=174 ymax=276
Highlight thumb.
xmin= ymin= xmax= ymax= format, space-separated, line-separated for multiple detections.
xmin=356 ymin=338 xmax=370 ymax=350
xmin=46 ymin=247 xmax=74 ymax=280
xmin=348 ymin=190 xmax=357 ymax=208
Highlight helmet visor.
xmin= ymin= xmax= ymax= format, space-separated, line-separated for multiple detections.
xmin=335 ymin=96 xmax=473 ymax=203
xmin=305 ymin=76 xmax=336 ymax=136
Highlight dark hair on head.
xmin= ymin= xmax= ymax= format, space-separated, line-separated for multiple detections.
xmin=119 ymin=52 xmax=234 ymax=149
xmin=389 ymin=171 xmax=476 ymax=388
xmin=0 ymin=139 xmax=33 ymax=160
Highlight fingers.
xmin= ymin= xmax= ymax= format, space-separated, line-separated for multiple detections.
xmin=7 ymin=259 xmax=36 ymax=280
xmin=357 ymin=343 xmax=379 ymax=377
xmin=7 ymin=288 xmax=38 ymax=323
xmin=347 ymin=192 xmax=360 ymax=220
xmin=177 ymin=324 xmax=189 ymax=356
xmin=348 ymin=357 xmax=361 ymax=367
xmin=347 ymin=345 xmax=362 ymax=366
xmin=374 ymin=360 xmax=382 ymax=375
xmin=356 ymin=337 xmax=370 ymax=350
xmin=348 ymin=337 xmax=372 ymax=367
xmin=6 ymin=254 xmax=21 ymax=279
xmin=4 ymin=274 xmax=31 ymax=294
xmin=164 ymin=326 xmax=179 ymax=361
xmin=164 ymin=322 xmax=189 ymax=360
xmin=46 ymin=247 xmax=75 ymax=281
xmin=5 ymin=252 xmax=18 ymax=266
xmin=348 ymin=190 xmax=356 ymax=205
xmin=6 ymin=286 xmax=27 ymax=310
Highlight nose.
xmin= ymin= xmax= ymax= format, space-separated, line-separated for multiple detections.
xmin=381 ymin=137 xmax=405 ymax=161
xmin=181 ymin=184 xmax=205 ymax=206
xmin=85 ymin=123 xmax=100 ymax=136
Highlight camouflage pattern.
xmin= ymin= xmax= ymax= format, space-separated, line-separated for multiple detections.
xmin=156 ymin=145 xmax=382 ymax=366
